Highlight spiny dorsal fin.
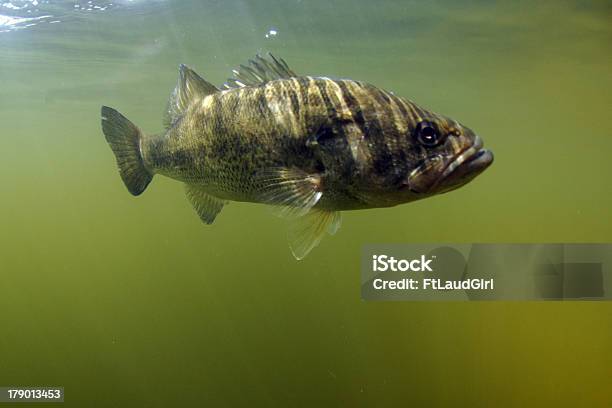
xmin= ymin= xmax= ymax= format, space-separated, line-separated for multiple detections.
xmin=256 ymin=167 xmax=322 ymax=219
xmin=164 ymin=64 xmax=219 ymax=129
xmin=288 ymin=209 xmax=342 ymax=260
xmin=184 ymin=184 xmax=227 ymax=224
xmin=223 ymin=53 xmax=297 ymax=89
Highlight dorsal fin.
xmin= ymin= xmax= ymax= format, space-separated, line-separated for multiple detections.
xmin=164 ymin=64 xmax=219 ymax=129
xmin=223 ymin=53 xmax=297 ymax=89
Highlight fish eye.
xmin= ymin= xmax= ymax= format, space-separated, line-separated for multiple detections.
xmin=414 ymin=121 xmax=440 ymax=147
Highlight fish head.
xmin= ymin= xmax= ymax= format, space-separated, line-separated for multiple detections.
xmin=349 ymin=108 xmax=493 ymax=207
xmin=402 ymin=117 xmax=494 ymax=197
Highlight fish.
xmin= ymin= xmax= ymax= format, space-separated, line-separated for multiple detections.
xmin=101 ymin=54 xmax=493 ymax=259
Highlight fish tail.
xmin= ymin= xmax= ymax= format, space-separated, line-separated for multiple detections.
xmin=101 ymin=106 xmax=153 ymax=196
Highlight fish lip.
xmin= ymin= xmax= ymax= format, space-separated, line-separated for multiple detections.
xmin=403 ymin=136 xmax=492 ymax=194
xmin=442 ymin=135 xmax=483 ymax=178
xmin=467 ymin=149 xmax=494 ymax=168
xmin=431 ymin=135 xmax=492 ymax=190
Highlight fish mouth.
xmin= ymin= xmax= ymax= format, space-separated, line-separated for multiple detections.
xmin=432 ymin=135 xmax=493 ymax=192
xmin=404 ymin=135 xmax=493 ymax=195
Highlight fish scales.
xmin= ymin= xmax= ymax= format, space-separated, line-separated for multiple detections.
xmin=145 ymin=76 xmax=401 ymax=202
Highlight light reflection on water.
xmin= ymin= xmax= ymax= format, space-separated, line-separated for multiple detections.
xmin=0 ymin=0 xmax=156 ymax=32
xmin=0 ymin=14 xmax=52 ymax=31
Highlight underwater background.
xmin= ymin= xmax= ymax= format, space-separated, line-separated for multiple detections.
xmin=0 ymin=0 xmax=610 ymax=406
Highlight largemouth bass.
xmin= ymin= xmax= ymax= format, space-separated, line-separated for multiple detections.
xmin=101 ymin=54 xmax=493 ymax=259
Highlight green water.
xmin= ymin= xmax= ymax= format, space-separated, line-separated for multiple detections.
xmin=1 ymin=0 xmax=610 ymax=406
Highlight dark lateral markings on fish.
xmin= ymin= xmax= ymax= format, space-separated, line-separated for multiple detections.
xmin=100 ymin=53 xmax=494 ymax=260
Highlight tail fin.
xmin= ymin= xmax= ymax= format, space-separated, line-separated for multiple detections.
xmin=101 ymin=106 xmax=153 ymax=196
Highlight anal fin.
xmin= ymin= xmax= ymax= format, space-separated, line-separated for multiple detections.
xmin=185 ymin=184 xmax=227 ymax=224
xmin=288 ymin=209 xmax=342 ymax=260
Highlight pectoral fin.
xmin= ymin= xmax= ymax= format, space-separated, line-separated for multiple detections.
xmin=288 ymin=209 xmax=342 ymax=260
xmin=256 ymin=167 xmax=323 ymax=218
xmin=185 ymin=184 xmax=227 ymax=224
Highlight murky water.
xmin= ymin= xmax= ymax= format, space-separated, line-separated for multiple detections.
xmin=1 ymin=1 xmax=610 ymax=406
